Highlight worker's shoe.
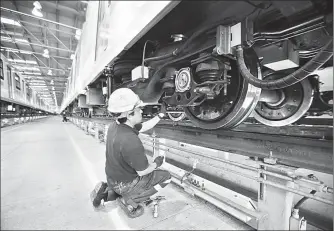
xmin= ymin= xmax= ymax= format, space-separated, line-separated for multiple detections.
xmin=90 ymin=181 xmax=108 ymax=208
xmin=117 ymin=197 xmax=144 ymax=218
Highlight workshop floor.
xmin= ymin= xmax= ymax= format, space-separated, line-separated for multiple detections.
xmin=1 ymin=116 xmax=251 ymax=230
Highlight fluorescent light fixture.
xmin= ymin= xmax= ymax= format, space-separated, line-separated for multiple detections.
xmin=1 ymin=36 xmax=29 ymax=44
xmin=0 ymin=17 xmax=21 ymax=27
xmin=0 ymin=36 xmax=11 ymax=41
xmin=15 ymin=38 xmax=29 ymax=43
xmin=21 ymin=50 xmax=33 ymax=55
xmin=0 ymin=30 xmax=24 ymax=37
xmin=25 ymin=60 xmax=37 ymax=64
xmin=13 ymin=66 xmax=40 ymax=71
xmin=22 ymin=72 xmax=42 ymax=75
xmin=8 ymin=59 xmax=37 ymax=65
xmin=1 ymin=48 xmax=32 ymax=54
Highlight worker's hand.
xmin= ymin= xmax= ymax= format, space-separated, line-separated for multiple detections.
xmin=154 ymin=156 xmax=164 ymax=168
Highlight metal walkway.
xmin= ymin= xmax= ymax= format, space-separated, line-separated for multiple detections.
xmin=1 ymin=116 xmax=250 ymax=230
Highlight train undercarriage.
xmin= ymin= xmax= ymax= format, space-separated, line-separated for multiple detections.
xmin=70 ymin=0 xmax=333 ymax=130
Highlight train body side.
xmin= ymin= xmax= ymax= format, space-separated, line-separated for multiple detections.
xmin=0 ymin=53 xmax=53 ymax=113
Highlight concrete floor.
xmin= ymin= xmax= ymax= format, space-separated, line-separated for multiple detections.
xmin=1 ymin=116 xmax=251 ymax=230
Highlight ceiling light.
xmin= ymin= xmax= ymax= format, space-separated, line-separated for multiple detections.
xmin=47 ymin=70 xmax=52 ymax=76
xmin=75 ymin=29 xmax=81 ymax=40
xmin=33 ymin=1 xmax=42 ymax=9
xmin=32 ymin=7 xmax=43 ymax=17
xmin=0 ymin=17 xmax=21 ymax=27
xmin=0 ymin=36 xmax=11 ymax=42
xmin=15 ymin=38 xmax=29 ymax=43
xmin=21 ymin=72 xmax=42 ymax=75
xmin=32 ymin=1 xmax=43 ymax=17
xmin=1 ymin=36 xmax=29 ymax=44
xmin=0 ymin=30 xmax=24 ymax=37
xmin=8 ymin=59 xmax=37 ymax=65
xmin=43 ymin=49 xmax=49 ymax=58
xmin=25 ymin=60 xmax=37 ymax=64
xmin=70 ymin=54 xmax=75 ymax=60
xmin=21 ymin=50 xmax=33 ymax=55
xmin=13 ymin=66 xmax=40 ymax=71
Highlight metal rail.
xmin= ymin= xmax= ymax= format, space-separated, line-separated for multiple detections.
xmin=69 ymin=116 xmax=334 ymax=230
xmin=144 ymin=124 xmax=333 ymax=174
xmin=68 ymin=116 xmax=333 ymax=173
xmin=69 ymin=116 xmax=333 ymax=206
xmin=141 ymin=140 xmax=333 ymax=205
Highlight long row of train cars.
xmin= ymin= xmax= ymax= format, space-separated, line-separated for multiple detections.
xmin=0 ymin=53 xmax=55 ymax=118
xmin=61 ymin=1 xmax=333 ymax=130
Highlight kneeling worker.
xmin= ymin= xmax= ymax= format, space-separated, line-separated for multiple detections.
xmin=91 ymin=88 xmax=171 ymax=218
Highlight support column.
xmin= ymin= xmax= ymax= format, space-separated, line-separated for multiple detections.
xmin=257 ymin=165 xmax=295 ymax=229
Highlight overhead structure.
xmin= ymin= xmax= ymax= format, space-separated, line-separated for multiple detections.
xmin=0 ymin=1 xmax=86 ymax=109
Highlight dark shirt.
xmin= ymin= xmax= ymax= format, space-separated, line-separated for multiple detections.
xmin=105 ymin=121 xmax=148 ymax=184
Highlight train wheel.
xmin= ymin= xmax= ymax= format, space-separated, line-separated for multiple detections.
xmin=253 ymin=73 xmax=314 ymax=127
xmin=184 ymin=48 xmax=262 ymax=130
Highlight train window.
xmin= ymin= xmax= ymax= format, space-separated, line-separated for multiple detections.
xmin=0 ymin=59 xmax=3 ymax=80
xmin=15 ymin=74 xmax=20 ymax=90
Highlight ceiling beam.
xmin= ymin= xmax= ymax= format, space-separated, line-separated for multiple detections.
xmin=7 ymin=1 xmax=45 ymax=78
xmin=29 ymin=83 xmax=64 ymax=88
xmin=3 ymin=20 xmax=76 ymax=36
xmin=1 ymin=38 xmax=74 ymax=53
xmin=0 ymin=46 xmax=73 ymax=60
xmin=46 ymin=27 xmax=70 ymax=51
xmin=1 ymin=7 xmax=80 ymax=30
xmin=40 ymin=1 xmax=85 ymax=16
xmin=13 ymin=64 xmax=68 ymax=72
xmin=23 ymin=75 xmax=67 ymax=81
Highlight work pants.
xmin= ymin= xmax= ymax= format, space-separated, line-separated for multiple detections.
xmin=108 ymin=169 xmax=171 ymax=208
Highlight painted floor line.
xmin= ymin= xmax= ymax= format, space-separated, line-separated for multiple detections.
xmin=64 ymin=125 xmax=131 ymax=230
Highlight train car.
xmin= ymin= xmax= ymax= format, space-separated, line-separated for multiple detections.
xmin=0 ymin=53 xmax=54 ymax=117
xmin=61 ymin=1 xmax=333 ymax=129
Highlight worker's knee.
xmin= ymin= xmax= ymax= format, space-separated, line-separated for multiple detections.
xmin=157 ymin=169 xmax=171 ymax=181
xmin=157 ymin=170 xmax=171 ymax=187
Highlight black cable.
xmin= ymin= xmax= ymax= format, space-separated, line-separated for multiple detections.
xmin=294 ymin=190 xmax=317 ymax=209
xmin=141 ymin=40 xmax=155 ymax=79
xmin=244 ymin=0 xmax=272 ymax=9
xmin=236 ymin=39 xmax=333 ymax=89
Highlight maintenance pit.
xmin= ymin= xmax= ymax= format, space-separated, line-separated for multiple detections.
xmin=68 ymin=116 xmax=333 ymax=230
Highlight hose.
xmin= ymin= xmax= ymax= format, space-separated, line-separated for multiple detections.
xmin=294 ymin=190 xmax=317 ymax=209
xmin=236 ymin=39 xmax=333 ymax=89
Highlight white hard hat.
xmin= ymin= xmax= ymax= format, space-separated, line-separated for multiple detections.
xmin=108 ymin=88 xmax=144 ymax=116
